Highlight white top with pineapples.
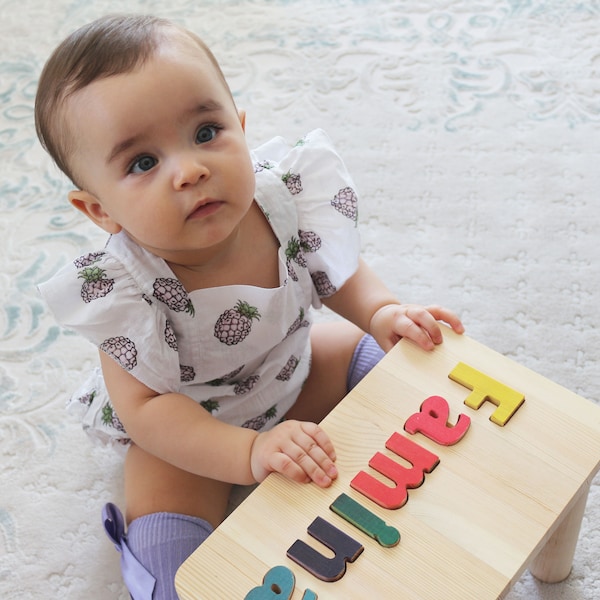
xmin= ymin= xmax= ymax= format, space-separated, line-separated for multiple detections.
xmin=39 ymin=130 xmax=360 ymax=447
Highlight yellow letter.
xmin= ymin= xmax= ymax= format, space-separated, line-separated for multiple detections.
xmin=449 ymin=362 xmax=525 ymax=426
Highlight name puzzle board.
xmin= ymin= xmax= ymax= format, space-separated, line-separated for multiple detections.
xmin=176 ymin=327 xmax=600 ymax=600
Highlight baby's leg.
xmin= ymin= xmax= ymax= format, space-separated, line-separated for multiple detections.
xmin=105 ymin=444 xmax=232 ymax=600
xmin=286 ymin=321 xmax=381 ymax=424
xmin=124 ymin=443 xmax=232 ymax=527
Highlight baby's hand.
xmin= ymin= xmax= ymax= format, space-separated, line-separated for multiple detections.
xmin=250 ymin=420 xmax=338 ymax=488
xmin=370 ymin=303 xmax=464 ymax=352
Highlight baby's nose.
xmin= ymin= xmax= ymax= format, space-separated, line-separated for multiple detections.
xmin=173 ymin=153 xmax=209 ymax=189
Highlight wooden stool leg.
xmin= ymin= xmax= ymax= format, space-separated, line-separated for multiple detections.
xmin=529 ymin=482 xmax=590 ymax=583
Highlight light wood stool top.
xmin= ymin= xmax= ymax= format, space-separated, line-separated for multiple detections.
xmin=176 ymin=327 xmax=600 ymax=599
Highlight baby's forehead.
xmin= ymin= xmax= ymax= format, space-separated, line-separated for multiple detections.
xmin=161 ymin=27 xmax=210 ymax=57
xmin=65 ymin=32 xmax=225 ymax=110
xmin=64 ymin=36 xmax=232 ymax=152
xmin=156 ymin=35 xmax=217 ymax=72
xmin=159 ymin=26 xmax=224 ymax=71
xmin=140 ymin=32 xmax=236 ymax=107
xmin=109 ymin=30 xmax=229 ymax=98
xmin=60 ymin=26 xmax=234 ymax=174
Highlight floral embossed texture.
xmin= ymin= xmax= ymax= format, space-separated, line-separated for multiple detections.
xmin=1 ymin=1 xmax=599 ymax=598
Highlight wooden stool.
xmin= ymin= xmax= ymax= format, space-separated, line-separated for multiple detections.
xmin=176 ymin=328 xmax=600 ymax=599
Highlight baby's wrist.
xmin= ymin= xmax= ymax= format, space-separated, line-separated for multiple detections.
xmin=248 ymin=430 xmax=263 ymax=483
xmin=369 ymin=302 xmax=401 ymax=334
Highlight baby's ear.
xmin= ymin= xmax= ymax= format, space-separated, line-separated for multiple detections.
xmin=68 ymin=190 xmax=122 ymax=234
xmin=238 ymin=109 xmax=246 ymax=132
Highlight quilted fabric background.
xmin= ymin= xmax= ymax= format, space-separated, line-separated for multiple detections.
xmin=1 ymin=1 xmax=598 ymax=598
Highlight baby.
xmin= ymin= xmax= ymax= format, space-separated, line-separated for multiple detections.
xmin=36 ymin=14 xmax=464 ymax=600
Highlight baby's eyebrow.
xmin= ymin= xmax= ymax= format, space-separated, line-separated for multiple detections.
xmin=187 ymin=100 xmax=223 ymax=117
xmin=105 ymin=100 xmax=224 ymax=165
xmin=106 ymin=135 xmax=144 ymax=166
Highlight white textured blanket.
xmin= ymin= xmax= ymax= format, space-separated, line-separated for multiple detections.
xmin=1 ymin=1 xmax=598 ymax=598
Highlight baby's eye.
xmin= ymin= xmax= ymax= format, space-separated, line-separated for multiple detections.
xmin=196 ymin=125 xmax=220 ymax=144
xmin=130 ymin=155 xmax=157 ymax=174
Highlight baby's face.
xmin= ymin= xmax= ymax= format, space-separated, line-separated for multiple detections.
xmin=65 ymin=35 xmax=256 ymax=267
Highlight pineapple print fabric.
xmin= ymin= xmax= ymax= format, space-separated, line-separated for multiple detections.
xmin=38 ymin=129 xmax=360 ymax=446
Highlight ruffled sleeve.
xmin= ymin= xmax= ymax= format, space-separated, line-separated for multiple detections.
xmin=253 ymin=129 xmax=361 ymax=303
xmin=38 ymin=246 xmax=182 ymax=395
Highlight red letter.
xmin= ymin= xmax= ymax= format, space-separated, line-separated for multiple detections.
xmin=404 ymin=395 xmax=470 ymax=446
xmin=350 ymin=433 xmax=439 ymax=509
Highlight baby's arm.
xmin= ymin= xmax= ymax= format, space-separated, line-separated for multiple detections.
xmin=323 ymin=258 xmax=464 ymax=352
xmin=99 ymin=351 xmax=337 ymax=488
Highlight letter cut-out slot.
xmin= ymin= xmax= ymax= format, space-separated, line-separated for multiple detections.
xmin=286 ymin=517 xmax=364 ymax=582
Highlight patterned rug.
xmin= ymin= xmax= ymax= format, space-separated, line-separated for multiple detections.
xmin=1 ymin=1 xmax=598 ymax=598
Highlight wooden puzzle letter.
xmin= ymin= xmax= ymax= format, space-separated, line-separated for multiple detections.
xmin=330 ymin=493 xmax=401 ymax=548
xmin=286 ymin=517 xmax=364 ymax=582
xmin=449 ymin=362 xmax=525 ymax=426
xmin=404 ymin=395 xmax=471 ymax=445
xmin=244 ymin=565 xmax=317 ymax=599
xmin=350 ymin=433 xmax=440 ymax=509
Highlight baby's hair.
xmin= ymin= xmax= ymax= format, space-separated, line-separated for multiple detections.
xmin=34 ymin=14 xmax=231 ymax=187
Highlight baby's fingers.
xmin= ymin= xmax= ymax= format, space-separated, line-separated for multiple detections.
xmin=425 ymin=305 xmax=465 ymax=334
xmin=274 ymin=422 xmax=338 ymax=488
xmin=299 ymin=422 xmax=337 ymax=463
xmin=390 ymin=307 xmax=441 ymax=349
xmin=269 ymin=452 xmax=335 ymax=486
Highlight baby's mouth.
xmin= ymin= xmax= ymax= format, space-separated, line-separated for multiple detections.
xmin=187 ymin=200 xmax=223 ymax=220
